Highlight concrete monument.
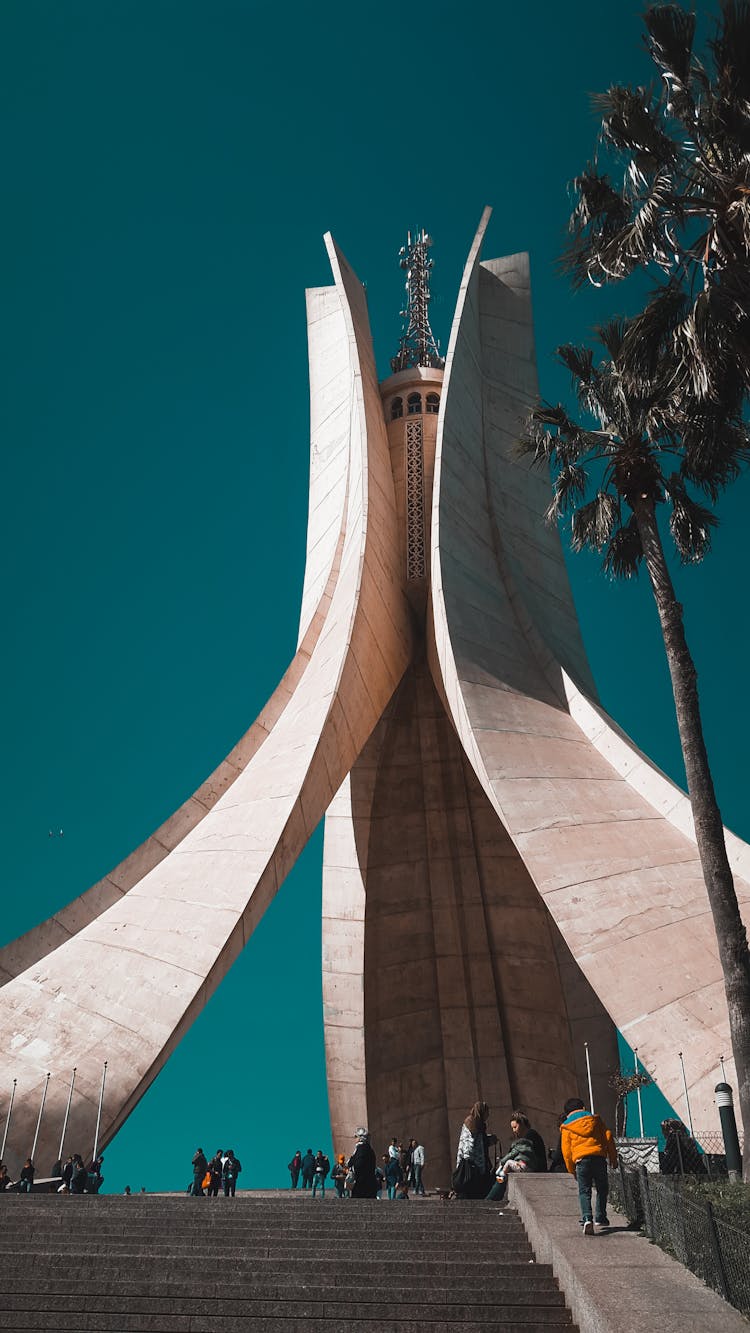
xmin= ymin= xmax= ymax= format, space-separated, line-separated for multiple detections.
xmin=1 ymin=209 xmax=748 ymax=1178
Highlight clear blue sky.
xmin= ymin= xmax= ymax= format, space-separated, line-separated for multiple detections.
xmin=2 ymin=1 xmax=745 ymax=1190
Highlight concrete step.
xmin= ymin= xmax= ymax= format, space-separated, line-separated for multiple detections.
xmin=0 ymin=1316 xmax=573 ymax=1332
xmin=0 ymin=1293 xmax=568 ymax=1317
xmin=1 ymin=1268 xmax=551 ymax=1296
xmin=0 ymin=1233 xmax=532 ymax=1257
xmin=0 ymin=1258 xmax=535 ymax=1280
xmin=0 ymin=1276 xmax=561 ymax=1301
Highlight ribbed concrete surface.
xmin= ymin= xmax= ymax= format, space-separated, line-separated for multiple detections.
xmin=0 ymin=1193 xmax=577 ymax=1331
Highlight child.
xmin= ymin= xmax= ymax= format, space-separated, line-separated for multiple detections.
xmin=560 ymin=1097 xmax=618 ymax=1234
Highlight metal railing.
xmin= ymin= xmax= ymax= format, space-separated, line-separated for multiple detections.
xmin=610 ymin=1165 xmax=750 ymax=1317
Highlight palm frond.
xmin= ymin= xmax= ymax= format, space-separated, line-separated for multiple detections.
xmin=620 ymin=284 xmax=688 ymax=382
xmin=570 ymin=490 xmax=619 ymax=552
xmin=680 ymin=412 xmax=750 ymax=499
xmin=644 ymin=5 xmax=696 ymax=90
xmin=595 ymin=317 xmax=629 ymax=360
xmin=557 ymin=343 xmax=595 ymax=385
xmin=665 ymin=475 xmax=719 ymax=561
xmin=550 ymin=463 xmax=589 ymax=520
xmin=564 ymin=169 xmax=631 ymax=287
xmin=709 ymin=2 xmax=750 ymax=107
xmin=602 ymin=516 xmax=643 ymax=578
xmin=593 ymin=85 xmax=679 ymax=167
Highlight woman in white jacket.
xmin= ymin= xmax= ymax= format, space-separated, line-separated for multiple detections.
xmin=454 ymin=1101 xmax=497 ymax=1198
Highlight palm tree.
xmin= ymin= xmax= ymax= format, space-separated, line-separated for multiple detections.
xmin=565 ymin=2 xmax=750 ymax=414
xmin=521 ymin=321 xmax=750 ymax=1176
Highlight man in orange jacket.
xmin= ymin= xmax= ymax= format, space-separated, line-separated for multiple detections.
xmin=560 ymin=1097 xmax=618 ymax=1235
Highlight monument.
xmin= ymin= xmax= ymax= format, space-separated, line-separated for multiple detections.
xmin=1 ymin=208 xmax=748 ymax=1178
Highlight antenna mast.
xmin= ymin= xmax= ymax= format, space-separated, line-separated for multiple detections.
xmin=390 ymin=228 xmax=444 ymax=373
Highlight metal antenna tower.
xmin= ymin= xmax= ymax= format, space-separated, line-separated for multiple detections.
xmin=390 ymin=228 xmax=445 ymax=374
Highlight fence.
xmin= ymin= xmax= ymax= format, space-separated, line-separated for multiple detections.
xmin=610 ymin=1165 xmax=750 ymax=1318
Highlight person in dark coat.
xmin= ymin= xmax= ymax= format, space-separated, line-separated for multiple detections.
xmin=347 ymin=1127 xmax=377 ymax=1199
xmin=207 ymin=1150 xmax=223 ymax=1198
xmin=486 ymin=1115 xmax=546 ymax=1200
xmin=385 ymin=1154 xmax=403 ymax=1200
xmin=70 ymin=1155 xmax=88 ymax=1194
xmin=58 ymin=1156 xmax=74 ymax=1192
xmin=300 ymin=1149 xmax=316 ymax=1189
xmin=548 ymin=1114 xmax=567 ymax=1172
xmin=19 ymin=1159 xmax=35 ymax=1193
xmin=660 ymin=1120 xmax=706 ymax=1175
xmin=191 ymin=1148 xmax=208 ymax=1196
xmin=222 ymin=1149 xmax=242 ymax=1197
xmin=288 ymin=1150 xmax=302 ymax=1189
xmin=86 ymin=1154 xmax=104 ymax=1194
xmin=514 ymin=1113 xmax=547 ymax=1173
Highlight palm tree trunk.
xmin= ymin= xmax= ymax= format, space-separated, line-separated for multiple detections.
xmin=632 ymin=496 xmax=750 ymax=1178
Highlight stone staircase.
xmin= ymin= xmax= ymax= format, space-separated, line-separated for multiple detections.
xmin=0 ymin=1193 xmax=578 ymax=1331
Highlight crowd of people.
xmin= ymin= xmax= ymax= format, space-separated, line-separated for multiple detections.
xmin=189 ymin=1147 xmax=242 ymax=1197
xmin=280 ymin=1096 xmax=620 ymax=1226
xmin=453 ymin=1097 xmax=618 ymax=1233
xmin=287 ymin=1134 xmax=427 ymax=1199
xmin=0 ymin=1152 xmax=104 ymax=1194
xmin=6 ymin=1093 xmax=693 ymax=1227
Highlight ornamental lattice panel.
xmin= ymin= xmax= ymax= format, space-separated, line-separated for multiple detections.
xmin=405 ymin=416 xmax=426 ymax=581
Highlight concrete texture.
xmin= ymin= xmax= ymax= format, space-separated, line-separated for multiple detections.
xmin=0 ymin=1194 xmax=577 ymax=1331
xmin=508 ymin=1173 xmax=747 ymax=1333
xmin=323 ymin=659 xmax=617 ymax=1169
xmin=2 ymin=207 xmax=747 ymax=1185
xmin=429 ymin=207 xmax=750 ymax=1131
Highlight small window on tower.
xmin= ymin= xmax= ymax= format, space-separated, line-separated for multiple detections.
xmin=407 ymin=392 xmax=422 ymax=415
xmin=426 ymin=393 xmax=440 ymax=414
xmin=391 ymin=397 xmax=403 ymax=420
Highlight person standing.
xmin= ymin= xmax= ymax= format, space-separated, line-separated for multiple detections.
xmin=454 ymin=1101 xmax=496 ymax=1198
xmin=312 ymin=1149 xmax=330 ymax=1197
xmin=385 ymin=1153 xmax=402 ymax=1200
xmin=86 ymin=1153 xmax=105 ymax=1194
xmin=58 ymin=1156 xmax=74 ymax=1193
xmin=330 ymin=1154 xmax=347 ymax=1197
xmin=191 ymin=1147 xmax=208 ymax=1197
xmin=207 ymin=1150 xmax=223 ymax=1198
xmin=70 ymin=1155 xmax=88 ymax=1194
xmin=300 ymin=1148 xmax=316 ymax=1190
xmin=222 ymin=1149 xmax=242 ymax=1197
xmin=412 ymin=1140 xmax=426 ymax=1195
xmin=548 ymin=1114 xmax=567 ymax=1172
xmin=347 ymin=1128 xmax=377 ymax=1199
xmin=560 ymin=1097 xmax=618 ymax=1234
xmin=288 ymin=1150 xmax=302 ymax=1189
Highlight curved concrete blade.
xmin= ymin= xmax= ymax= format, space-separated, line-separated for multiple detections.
xmin=428 ymin=209 xmax=750 ymax=1128
xmin=0 ymin=283 xmax=354 ymax=989
xmin=0 ymin=237 xmax=411 ymax=1175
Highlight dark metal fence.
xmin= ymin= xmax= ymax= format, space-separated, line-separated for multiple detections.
xmin=610 ymin=1165 xmax=750 ymax=1317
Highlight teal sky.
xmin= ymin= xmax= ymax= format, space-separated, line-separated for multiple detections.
xmin=2 ymin=1 xmax=746 ymax=1191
